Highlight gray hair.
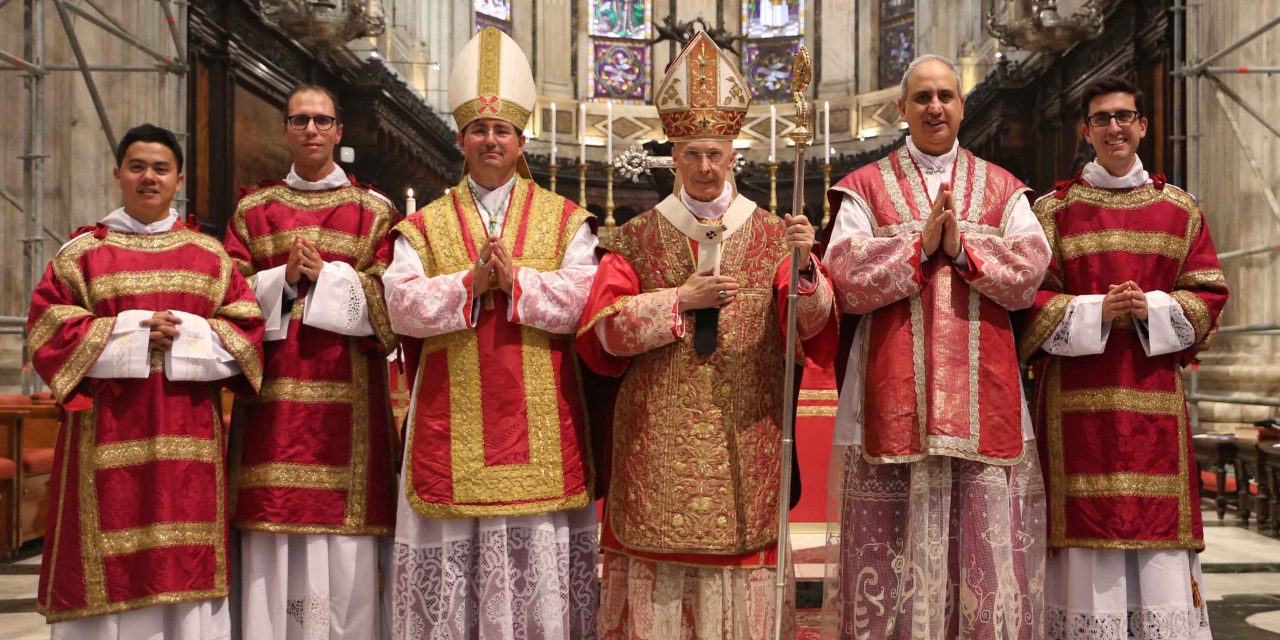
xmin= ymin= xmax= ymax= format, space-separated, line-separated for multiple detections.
xmin=899 ymin=54 xmax=961 ymax=99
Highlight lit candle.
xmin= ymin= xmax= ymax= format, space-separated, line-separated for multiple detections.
xmin=405 ymin=187 xmax=415 ymax=214
xmin=770 ymin=104 xmax=777 ymax=163
xmin=579 ymin=102 xmax=586 ymax=163
xmin=606 ymin=100 xmax=614 ymax=164
xmin=824 ymin=101 xmax=831 ymax=165
xmin=550 ymin=102 xmax=557 ymax=166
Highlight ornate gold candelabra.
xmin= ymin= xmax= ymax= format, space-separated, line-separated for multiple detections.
xmin=822 ymin=163 xmax=833 ymax=228
xmin=549 ymin=163 xmax=558 ymax=193
xmin=577 ymin=163 xmax=587 ymax=208
xmin=768 ymin=162 xmax=779 ymax=215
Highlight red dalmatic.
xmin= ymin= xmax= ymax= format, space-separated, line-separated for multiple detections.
xmin=224 ymin=179 xmax=399 ymax=535
xmin=29 ymin=223 xmax=264 ymax=621
xmin=826 ymin=145 xmax=1050 ymax=465
xmin=1022 ymin=178 xmax=1228 ymax=549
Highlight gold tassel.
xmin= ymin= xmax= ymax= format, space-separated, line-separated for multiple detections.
xmin=1191 ymin=572 xmax=1204 ymax=609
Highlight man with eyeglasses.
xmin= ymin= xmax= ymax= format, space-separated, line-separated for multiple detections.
xmin=577 ymin=32 xmax=835 ymax=638
xmin=223 ymin=84 xmax=400 ymax=640
xmin=1021 ymin=75 xmax=1227 ymax=640
xmin=822 ymin=54 xmax=1050 ymax=637
xmin=380 ymin=28 xmax=599 ymax=638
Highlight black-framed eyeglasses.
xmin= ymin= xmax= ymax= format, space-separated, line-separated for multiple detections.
xmin=286 ymin=114 xmax=338 ymax=131
xmin=1086 ymin=110 xmax=1140 ymax=128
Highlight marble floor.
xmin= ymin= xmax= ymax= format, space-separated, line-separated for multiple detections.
xmin=2 ymin=506 xmax=1279 ymax=638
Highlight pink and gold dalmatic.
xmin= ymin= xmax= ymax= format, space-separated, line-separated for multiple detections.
xmin=827 ymin=145 xmax=1047 ymax=465
xmin=392 ymin=176 xmax=594 ymax=517
xmin=28 ymin=224 xmax=264 ymax=621
xmin=225 ymin=179 xmax=398 ymax=535
xmin=1021 ymin=178 xmax=1228 ymax=550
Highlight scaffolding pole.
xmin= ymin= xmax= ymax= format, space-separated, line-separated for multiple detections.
xmin=1176 ymin=4 xmax=1280 ymax=424
xmin=20 ymin=0 xmax=44 ymax=395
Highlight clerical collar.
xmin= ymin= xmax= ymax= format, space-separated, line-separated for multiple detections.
xmin=1081 ymin=156 xmax=1150 ymax=189
xmin=285 ymin=164 xmax=348 ymax=191
xmin=906 ymin=137 xmax=958 ymax=176
xmin=102 ymin=207 xmax=179 ymax=234
xmin=679 ymin=180 xmax=734 ymax=221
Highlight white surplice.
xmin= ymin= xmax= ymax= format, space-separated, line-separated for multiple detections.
xmin=52 ymin=207 xmax=235 ymax=640
xmin=1038 ymin=157 xmax=1211 ymax=640
xmin=239 ymin=164 xmax=390 ymax=640
xmin=381 ymin=176 xmax=600 ymax=640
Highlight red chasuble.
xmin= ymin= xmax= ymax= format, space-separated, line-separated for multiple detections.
xmin=28 ymin=222 xmax=264 ymax=622
xmin=225 ymin=179 xmax=398 ymax=535
xmin=1021 ymin=177 xmax=1228 ymax=550
xmin=827 ymin=145 xmax=1048 ymax=465
xmin=576 ymin=206 xmax=836 ymax=566
xmin=392 ymin=176 xmax=594 ymax=517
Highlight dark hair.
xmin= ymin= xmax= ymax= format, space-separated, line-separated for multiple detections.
xmin=287 ymin=84 xmax=341 ymax=119
xmin=115 ymin=123 xmax=184 ymax=173
xmin=1080 ymin=75 xmax=1144 ymax=120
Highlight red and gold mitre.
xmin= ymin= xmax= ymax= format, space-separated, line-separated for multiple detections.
xmin=655 ymin=31 xmax=751 ymax=142
xmin=449 ymin=26 xmax=536 ymax=132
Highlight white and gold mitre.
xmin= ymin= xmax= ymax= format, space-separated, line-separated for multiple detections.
xmin=655 ymin=31 xmax=751 ymax=142
xmin=448 ymin=27 xmax=536 ymax=132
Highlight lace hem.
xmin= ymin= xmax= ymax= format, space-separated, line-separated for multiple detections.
xmin=390 ymin=523 xmax=598 ymax=639
xmin=1046 ymin=606 xmax=1210 ymax=640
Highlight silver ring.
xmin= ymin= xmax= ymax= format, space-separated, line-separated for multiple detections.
xmin=717 ymin=290 xmax=727 ymax=300
xmin=477 ymin=258 xmax=487 ymax=267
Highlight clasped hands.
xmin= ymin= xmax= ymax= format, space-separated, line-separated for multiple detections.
xmin=1102 ymin=281 xmax=1149 ymax=322
xmin=922 ymin=183 xmax=963 ymax=259
xmin=474 ymin=236 xmax=515 ymax=296
xmin=677 ymin=213 xmax=814 ymax=313
xmin=285 ymin=235 xmax=324 ymax=286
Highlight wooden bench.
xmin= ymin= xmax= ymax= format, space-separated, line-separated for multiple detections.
xmin=1192 ymin=433 xmax=1241 ymax=521
xmin=0 ymin=398 xmax=60 ymax=558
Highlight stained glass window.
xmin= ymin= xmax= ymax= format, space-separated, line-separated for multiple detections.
xmin=590 ymin=40 xmax=650 ymax=101
xmin=743 ymin=39 xmax=801 ymax=101
xmin=589 ymin=0 xmax=652 ymax=101
xmin=742 ymin=0 xmax=804 ymax=101
xmin=741 ymin=0 xmax=802 ymax=39
xmin=475 ymin=0 xmax=511 ymax=33
xmin=878 ymin=0 xmax=914 ymax=89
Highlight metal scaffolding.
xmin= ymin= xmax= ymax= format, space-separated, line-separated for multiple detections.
xmin=1170 ymin=0 xmax=1280 ymax=426
xmin=0 ymin=0 xmax=187 ymax=393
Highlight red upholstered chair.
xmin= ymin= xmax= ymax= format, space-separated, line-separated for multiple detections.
xmin=0 ymin=409 xmax=29 ymax=558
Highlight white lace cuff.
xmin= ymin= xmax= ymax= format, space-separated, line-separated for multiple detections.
xmin=253 ymin=264 xmax=293 ymax=342
xmin=1043 ymin=294 xmax=1111 ymax=356
xmin=1135 ymin=290 xmax=1196 ymax=356
xmin=303 ymin=261 xmax=375 ymax=336
xmin=164 ymin=310 xmax=242 ymax=381
xmin=86 ymin=309 xmax=154 ymax=379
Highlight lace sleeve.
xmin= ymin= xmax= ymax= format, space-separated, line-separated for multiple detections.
xmin=1040 ymin=294 xmax=1110 ymax=357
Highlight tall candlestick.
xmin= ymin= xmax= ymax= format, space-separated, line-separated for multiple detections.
xmin=770 ymin=104 xmax=777 ymax=162
xmin=606 ymin=100 xmax=614 ymax=163
xmin=579 ymin=102 xmax=586 ymax=162
xmin=405 ymin=187 xmax=415 ymax=214
xmin=550 ymin=102 xmax=557 ymax=167
xmin=824 ymin=101 xmax=831 ymax=165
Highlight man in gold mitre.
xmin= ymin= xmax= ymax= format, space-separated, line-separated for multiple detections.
xmin=577 ymin=31 xmax=837 ymax=639
xmin=380 ymin=26 xmax=600 ymax=639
